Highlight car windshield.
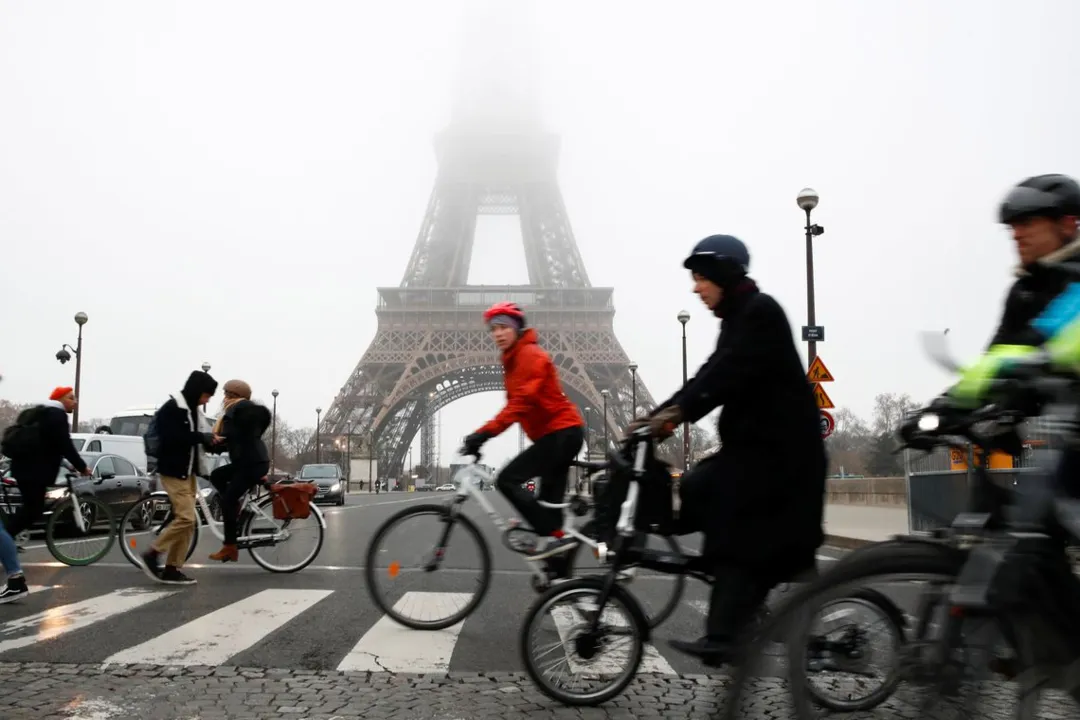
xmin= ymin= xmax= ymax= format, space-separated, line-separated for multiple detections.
xmin=300 ymin=465 xmax=338 ymax=479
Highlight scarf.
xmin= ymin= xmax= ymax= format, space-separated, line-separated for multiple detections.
xmin=715 ymin=278 xmax=760 ymax=318
xmin=213 ymin=397 xmax=243 ymax=435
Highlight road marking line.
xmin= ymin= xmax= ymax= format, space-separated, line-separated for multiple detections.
xmin=336 ymin=591 xmax=472 ymax=673
xmin=548 ymin=602 xmax=677 ymax=676
xmin=0 ymin=587 xmax=176 ymax=655
xmin=102 ymin=588 xmax=333 ymax=666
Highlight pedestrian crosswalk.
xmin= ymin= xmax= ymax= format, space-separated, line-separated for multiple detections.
xmin=0 ymin=583 xmax=720 ymax=676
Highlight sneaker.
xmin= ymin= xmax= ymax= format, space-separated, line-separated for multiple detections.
xmin=0 ymin=575 xmax=29 ymax=604
xmin=528 ymin=536 xmax=579 ymax=561
xmin=140 ymin=549 xmax=163 ymax=583
xmin=159 ymin=567 xmax=196 ymax=585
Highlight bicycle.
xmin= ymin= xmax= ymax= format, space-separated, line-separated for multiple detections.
xmin=364 ymin=454 xmax=686 ymax=631
xmin=14 ymin=464 xmax=117 ymax=566
xmin=118 ymin=474 xmax=326 ymax=573
xmin=518 ymin=426 xmax=908 ymax=707
xmin=719 ymin=337 xmax=1080 ymax=719
xmin=0 ymin=475 xmax=31 ymax=553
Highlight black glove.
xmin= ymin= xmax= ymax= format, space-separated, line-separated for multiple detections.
xmin=460 ymin=432 xmax=491 ymax=457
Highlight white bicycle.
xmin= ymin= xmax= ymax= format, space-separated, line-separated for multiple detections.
xmin=119 ymin=476 xmax=327 ymax=573
xmin=364 ymin=454 xmax=685 ymax=630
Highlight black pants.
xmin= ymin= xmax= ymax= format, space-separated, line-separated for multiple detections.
xmin=496 ymin=425 xmax=584 ymax=536
xmin=669 ymin=457 xmax=781 ymax=642
xmin=6 ymin=473 xmax=49 ymax=538
xmin=210 ymin=462 xmax=269 ymax=544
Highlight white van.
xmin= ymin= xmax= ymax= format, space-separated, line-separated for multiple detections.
xmin=71 ymin=433 xmax=149 ymax=473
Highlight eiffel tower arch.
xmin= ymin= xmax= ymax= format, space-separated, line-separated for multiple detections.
xmin=318 ymin=105 xmax=673 ymax=481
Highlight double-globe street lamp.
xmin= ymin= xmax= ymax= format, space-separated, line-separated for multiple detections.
xmin=55 ymin=312 xmax=88 ymax=431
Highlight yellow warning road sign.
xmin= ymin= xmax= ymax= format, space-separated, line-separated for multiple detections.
xmin=811 ymin=382 xmax=835 ymax=409
xmin=807 ymin=356 xmax=835 ymax=383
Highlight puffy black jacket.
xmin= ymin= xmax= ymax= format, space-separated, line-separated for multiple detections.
xmin=653 ymin=282 xmax=826 ymax=566
xmin=153 ymin=394 xmax=213 ymax=479
xmin=9 ymin=401 xmax=88 ymax=487
xmin=210 ymin=400 xmax=271 ymax=468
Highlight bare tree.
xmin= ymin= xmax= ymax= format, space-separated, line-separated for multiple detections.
xmin=0 ymin=399 xmax=32 ymax=435
xmin=78 ymin=417 xmax=111 ymax=434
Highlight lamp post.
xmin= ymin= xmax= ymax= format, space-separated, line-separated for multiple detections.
xmin=797 ymin=188 xmax=826 ymax=364
xmin=271 ymin=389 xmax=279 ymax=472
xmin=678 ymin=310 xmax=690 ymax=470
xmin=628 ymin=362 xmax=638 ymax=418
xmin=369 ymin=430 xmax=375 ymax=493
xmin=200 ymin=362 xmax=211 ymax=411
xmin=55 ymin=312 xmax=88 ymax=431
xmin=600 ymin=389 xmax=610 ymax=452
xmin=315 ymin=407 xmax=322 ymax=463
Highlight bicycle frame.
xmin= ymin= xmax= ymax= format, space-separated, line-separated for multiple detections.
xmin=145 ymin=479 xmax=327 ymax=546
xmin=447 ymin=462 xmax=602 ymax=585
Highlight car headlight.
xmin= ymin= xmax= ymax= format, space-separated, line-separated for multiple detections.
xmin=46 ymin=488 xmax=66 ymax=500
xmin=199 ymin=487 xmax=213 ymax=497
xmin=330 ymin=482 xmax=341 ymax=492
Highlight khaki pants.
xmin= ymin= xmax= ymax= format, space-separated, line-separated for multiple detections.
xmin=152 ymin=474 xmax=197 ymax=568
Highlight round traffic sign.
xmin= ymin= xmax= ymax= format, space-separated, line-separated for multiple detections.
xmin=819 ymin=410 xmax=835 ymax=439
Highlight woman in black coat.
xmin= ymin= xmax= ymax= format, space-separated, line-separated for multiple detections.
xmin=207 ymin=379 xmax=272 ymax=562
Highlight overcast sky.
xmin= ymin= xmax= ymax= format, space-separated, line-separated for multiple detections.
xmin=2 ymin=0 xmax=1078 ymax=468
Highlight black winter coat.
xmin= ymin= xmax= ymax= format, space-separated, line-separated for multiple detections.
xmin=9 ymin=402 xmax=88 ymax=487
xmin=153 ymin=394 xmax=213 ymax=479
xmin=210 ymin=400 xmax=271 ymax=468
xmin=655 ymin=284 xmax=826 ymax=569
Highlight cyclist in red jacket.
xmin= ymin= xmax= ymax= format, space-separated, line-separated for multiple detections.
xmin=460 ymin=302 xmax=585 ymax=568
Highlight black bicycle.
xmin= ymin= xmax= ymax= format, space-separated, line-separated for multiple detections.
xmin=720 ymin=349 xmax=1080 ymax=719
xmin=518 ymin=426 xmax=907 ymax=707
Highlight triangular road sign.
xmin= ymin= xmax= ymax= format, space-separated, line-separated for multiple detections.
xmin=811 ymin=382 xmax=835 ymax=409
xmin=807 ymin=356 xmax=835 ymax=383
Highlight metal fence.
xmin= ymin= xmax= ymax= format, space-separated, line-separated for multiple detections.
xmin=904 ymin=415 xmax=1067 ymax=534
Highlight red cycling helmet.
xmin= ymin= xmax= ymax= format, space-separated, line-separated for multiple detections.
xmin=482 ymin=301 xmax=526 ymax=327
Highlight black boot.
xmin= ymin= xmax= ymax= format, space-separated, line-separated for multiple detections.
xmin=668 ymin=636 xmax=734 ymax=667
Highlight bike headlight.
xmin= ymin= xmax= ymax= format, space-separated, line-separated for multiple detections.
xmin=45 ymin=488 xmax=66 ymax=500
xmin=917 ymin=414 xmax=940 ymax=432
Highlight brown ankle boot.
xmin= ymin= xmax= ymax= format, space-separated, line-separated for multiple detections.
xmin=209 ymin=545 xmax=238 ymax=562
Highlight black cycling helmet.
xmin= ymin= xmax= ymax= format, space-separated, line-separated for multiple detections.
xmin=683 ymin=234 xmax=750 ymax=286
xmin=998 ymin=174 xmax=1080 ymax=224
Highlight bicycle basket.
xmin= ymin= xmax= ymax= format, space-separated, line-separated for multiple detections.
xmin=270 ymin=482 xmax=318 ymax=520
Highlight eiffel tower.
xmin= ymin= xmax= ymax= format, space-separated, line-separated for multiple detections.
xmin=316 ymin=13 xmax=671 ymax=481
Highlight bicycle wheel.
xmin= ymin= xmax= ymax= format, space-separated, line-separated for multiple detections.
xmin=118 ymin=494 xmax=199 ymax=568
xmin=45 ymin=494 xmax=115 ymax=566
xmin=243 ymin=496 xmax=324 ymax=573
xmin=365 ymin=503 xmax=492 ymax=630
xmin=719 ymin=539 xmax=970 ymax=720
xmin=520 ymin=575 xmax=648 ymax=706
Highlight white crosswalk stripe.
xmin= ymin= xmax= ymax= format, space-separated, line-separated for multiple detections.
xmin=0 ymin=585 xmax=693 ymax=674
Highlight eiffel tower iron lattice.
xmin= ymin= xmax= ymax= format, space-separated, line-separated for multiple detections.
xmin=316 ymin=123 xmax=675 ymax=482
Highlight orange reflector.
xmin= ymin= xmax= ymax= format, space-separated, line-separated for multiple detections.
xmin=129 ymin=538 xmax=136 ymax=548
xmin=388 ymin=561 xmax=400 ymax=579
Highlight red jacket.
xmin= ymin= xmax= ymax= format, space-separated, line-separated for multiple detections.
xmin=476 ymin=329 xmax=584 ymax=441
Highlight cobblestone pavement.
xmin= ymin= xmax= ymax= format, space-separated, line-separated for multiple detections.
xmin=3 ymin=663 xmax=1078 ymax=719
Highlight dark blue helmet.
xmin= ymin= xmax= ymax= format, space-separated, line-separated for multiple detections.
xmin=683 ymin=234 xmax=750 ymax=286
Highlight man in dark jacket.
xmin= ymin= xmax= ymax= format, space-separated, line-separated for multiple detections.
xmin=206 ymin=379 xmax=272 ymax=563
xmin=636 ymin=234 xmax=827 ymax=665
xmin=140 ymin=370 xmax=218 ymax=585
xmin=1 ymin=386 xmax=90 ymax=603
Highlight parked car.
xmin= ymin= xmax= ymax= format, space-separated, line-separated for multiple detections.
xmin=1 ymin=452 xmax=152 ymax=531
xmin=297 ymin=463 xmax=346 ymax=506
xmin=435 ymin=483 xmax=455 ymax=492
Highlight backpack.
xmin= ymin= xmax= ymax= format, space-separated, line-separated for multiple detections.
xmin=143 ymin=411 xmax=161 ymax=459
xmin=1 ymin=406 xmax=48 ymax=459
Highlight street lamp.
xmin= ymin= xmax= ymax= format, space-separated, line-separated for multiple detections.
xmin=271 ymin=389 xmax=279 ymax=472
xmin=200 ymin=362 xmax=211 ymax=411
xmin=315 ymin=406 xmax=322 ymax=463
xmin=797 ymin=188 xmax=826 ymax=364
xmin=55 ymin=312 xmax=88 ymax=431
xmin=600 ymin=389 xmax=610 ymax=452
xmin=628 ymin=362 xmax=638 ymax=418
xmin=677 ymin=310 xmax=690 ymax=470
